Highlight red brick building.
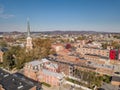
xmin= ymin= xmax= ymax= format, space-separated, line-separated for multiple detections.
xmin=24 ymin=59 xmax=64 ymax=86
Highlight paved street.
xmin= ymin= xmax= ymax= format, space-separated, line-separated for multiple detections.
xmin=101 ymin=82 xmax=120 ymax=90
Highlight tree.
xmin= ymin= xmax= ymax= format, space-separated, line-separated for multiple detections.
xmin=0 ymin=41 xmax=7 ymax=47
xmin=65 ymin=44 xmax=71 ymax=49
xmin=3 ymin=50 xmax=15 ymax=70
xmin=77 ymin=36 xmax=85 ymax=40
xmin=102 ymin=43 xmax=108 ymax=49
xmin=111 ymin=41 xmax=120 ymax=49
xmin=3 ymin=46 xmax=26 ymax=69
xmin=3 ymin=38 xmax=56 ymax=70
xmin=33 ymin=38 xmax=55 ymax=59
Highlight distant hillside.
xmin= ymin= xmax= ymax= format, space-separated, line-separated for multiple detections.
xmin=33 ymin=30 xmax=118 ymax=35
xmin=0 ymin=30 xmax=120 ymax=35
xmin=0 ymin=32 xmax=4 ymax=35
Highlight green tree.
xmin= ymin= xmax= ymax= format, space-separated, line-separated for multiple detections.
xmin=0 ymin=41 xmax=7 ymax=47
xmin=102 ymin=43 xmax=108 ymax=49
xmin=77 ymin=36 xmax=85 ymax=40
xmin=33 ymin=38 xmax=55 ymax=59
xmin=3 ymin=46 xmax=25 ymax=69
xmin=111 ymin=41 xmax=120 ymax=49
xmin=3 ymin=38 xmax=56 ymax=70
xmin=3 ymin=50 xmax=15 ymax=70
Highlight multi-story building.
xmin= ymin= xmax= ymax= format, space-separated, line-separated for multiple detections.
xmin=84 ymin=54 xmax=108 ymax=64
xmin=77 ymin=47 xmax=109 ymax=57
xmin=24 ymin=59 xmax=64 ymax=86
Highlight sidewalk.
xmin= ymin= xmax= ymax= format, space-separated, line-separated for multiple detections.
xmin=65 ymin=81 xmax=91 ymax=90
xmin=42 ymin=85 xmax=59 ymax=90
xmin=42 ymin=84 xmax=81 ymax=90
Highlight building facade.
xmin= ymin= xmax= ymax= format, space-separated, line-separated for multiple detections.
xmin=77 ymin=47 xmax=109 ymax=57
xmin=24 ymin=59 xmax=64 ymax=86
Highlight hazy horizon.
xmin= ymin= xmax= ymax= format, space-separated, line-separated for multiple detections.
xmin=0 ymin=30 xmax=120 ymax=33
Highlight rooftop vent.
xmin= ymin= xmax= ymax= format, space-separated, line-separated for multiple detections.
xmin=17 ymin=85 xmax=23 ymax=89
xmin=12 ymin=78 xmax=15 ymax=81
xmin=4 ymin=74 xmax=9 ymax=77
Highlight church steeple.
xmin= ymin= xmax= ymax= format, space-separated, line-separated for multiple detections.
xmin=26 ymin=18 xmax=33 ymax=51
xmin=27 ymin=18 xmax=30 ymax=37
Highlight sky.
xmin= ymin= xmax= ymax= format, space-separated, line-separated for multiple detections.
xmin=0 ymin=0 xmax=120 ymax=32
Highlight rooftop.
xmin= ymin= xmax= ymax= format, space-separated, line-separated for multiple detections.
xmin=85 ymin=54 xmax=109 ymax=59
xmin=0 ymin=68 xmax=41 ymax=90
xmin=0 ymin=47 xmax=8 ymax=52
xmin=112 ymin=76 xmax=120 ymax=82
xmin=27 ymin=60 xmax=43 ymax=66
xmin=43 ymin=69 xmax=63 ymax=79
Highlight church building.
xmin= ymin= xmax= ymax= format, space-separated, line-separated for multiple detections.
xmin=26 ymin=19 xmax=33 ymax=51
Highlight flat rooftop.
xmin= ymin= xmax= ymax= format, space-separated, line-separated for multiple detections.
xmin=112 ymin=76 xmax=120 ymax=82
xmin=0 ymin=68 xmax=41 ymax=90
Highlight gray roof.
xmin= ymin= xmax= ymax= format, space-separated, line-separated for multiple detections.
xmin=45 ymin=63 xmax=58 ymax=69
xmin=43 ymin=69 xmax=63 ymax=79
xmin=0 ymin=68 xmax=39 ymax=90
xmin=112 ymin=76 xmax=120 ymax=82
xmin=28 ymin=60 xmax=43 ymax=66
xmin=27 ymin=59 xmax=50 ymax=67
xmin=41 ymin=58 xmax=49 ymax=63
xmin=0 ymin=47 xmax=8 ymax=52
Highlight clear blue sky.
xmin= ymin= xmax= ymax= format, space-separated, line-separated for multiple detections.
xmin=0 ymin=0 xmax=120 ymax=32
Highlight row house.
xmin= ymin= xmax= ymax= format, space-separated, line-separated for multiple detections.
xmin=77 ymin=47 xmax=109 ymax=57
xmin=48 ymin=54 xmax=86 ymax=77
xmin=84 ymin=54 xmax=108 ymax=64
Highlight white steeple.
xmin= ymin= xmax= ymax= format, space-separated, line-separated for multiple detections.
xmin=26 ymin=18 xmax=33 ymax=50
xmin=27 ymin=17 xmax=30 ymax=37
